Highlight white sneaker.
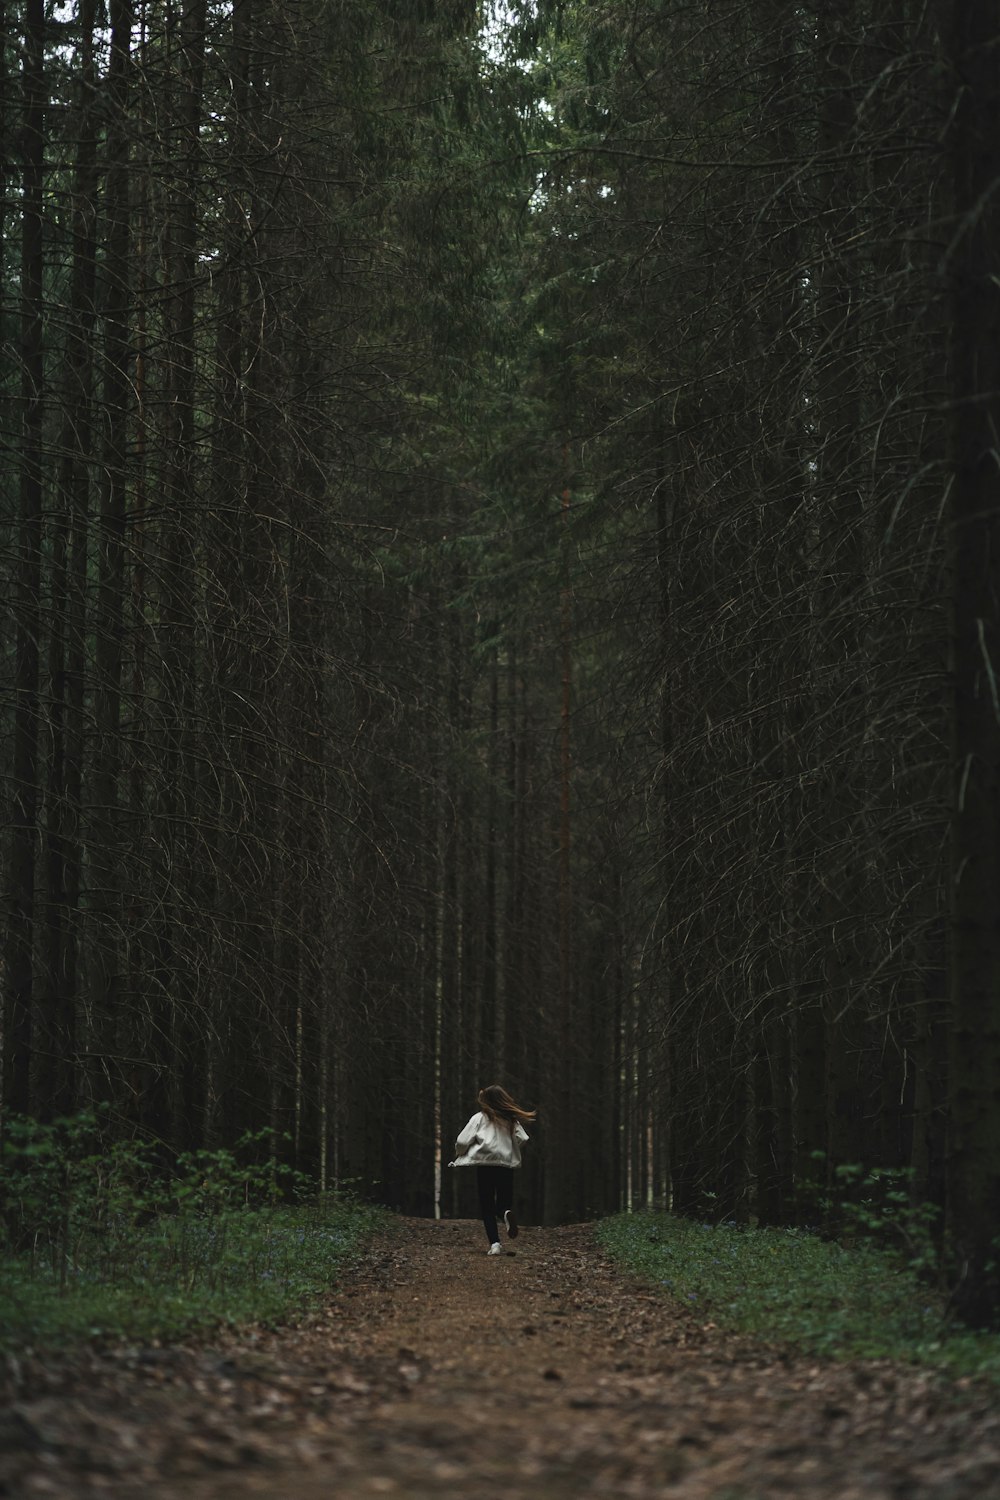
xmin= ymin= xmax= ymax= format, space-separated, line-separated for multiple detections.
xmin=487 ymin=1242 xmax=502 ymax=1256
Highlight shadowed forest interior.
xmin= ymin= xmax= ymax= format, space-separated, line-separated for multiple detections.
xmin=5 ymin=0 xmax=1000 ymax=1326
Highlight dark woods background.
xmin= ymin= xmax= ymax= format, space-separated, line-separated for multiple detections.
xmin=4 ymin=0 xmax=1000 ymax=1323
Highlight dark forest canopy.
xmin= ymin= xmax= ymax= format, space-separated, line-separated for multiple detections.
xmin=3 ymin=0 xmax=1000 ymax=1324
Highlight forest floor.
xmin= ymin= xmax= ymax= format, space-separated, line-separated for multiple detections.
xmin=4 ymin=1216 xmax=1000 ymax=1500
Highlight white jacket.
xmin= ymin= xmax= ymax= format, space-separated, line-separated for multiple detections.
xmin=450 ymin=1110 xmax=529 ymax=1169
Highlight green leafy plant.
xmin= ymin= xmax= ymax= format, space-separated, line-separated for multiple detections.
xmin=597 ymin=1211 xmax=1000 ymax=1383
xmin=827 ymin=1163 xmax=943 ymax=1279
xmin=0 ymin=1110 xmax=383 ymax=1348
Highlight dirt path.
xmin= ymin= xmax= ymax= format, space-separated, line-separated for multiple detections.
xmin=4 ymin=1218 xmax=1000 ymax=1499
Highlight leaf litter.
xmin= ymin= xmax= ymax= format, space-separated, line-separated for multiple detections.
xmin=2 ymin=1218 xmax=999 ymax=1498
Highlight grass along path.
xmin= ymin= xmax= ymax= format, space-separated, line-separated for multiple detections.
xmin=4 ymin=1217 xmax=1000 ymax=1499
xmin=0 ymin=1200 xmax=385 ymax=1351
xmin=597 ymin=1211 xmax=1000 ymax=1381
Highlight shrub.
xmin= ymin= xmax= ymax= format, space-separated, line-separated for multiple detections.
xmin=0 ymin=1110 xmax=382 ymax=1347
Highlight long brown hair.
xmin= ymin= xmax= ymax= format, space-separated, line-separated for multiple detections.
xmin=478 ymin=1084 xmax=536 ymax=1129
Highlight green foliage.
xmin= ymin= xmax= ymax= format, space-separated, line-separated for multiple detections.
xmin=824 ymin=1163 xmax=943 ymax=1279
xmin=597 ymin=1212 xmax=1000 ymax=1383
xmin=0 ymin=1112 xmax=383 ymax=1349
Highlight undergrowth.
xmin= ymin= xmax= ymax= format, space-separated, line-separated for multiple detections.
xmin=0 ymin=1109 xmax=384 ymax=1349
xmin=597 ymin=1212 xmax=1000 ymax=1384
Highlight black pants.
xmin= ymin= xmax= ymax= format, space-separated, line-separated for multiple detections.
xmin=476 ymin=1165 xmax=514 ymax=1244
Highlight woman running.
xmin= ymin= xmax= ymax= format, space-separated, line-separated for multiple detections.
xmin=450 ymin=1084 xmax=536 ymax=1255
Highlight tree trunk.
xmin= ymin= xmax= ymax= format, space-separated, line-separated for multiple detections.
xmin=6 ymin=0 xmax=46 ymax=1117
xmin=83 ymin=0 xmax=133 ymax=1105
xmin=37 ymin=0 xmax=100 ymax=1120
xmin=945 ymin=0 xmax=1000 ymax=1327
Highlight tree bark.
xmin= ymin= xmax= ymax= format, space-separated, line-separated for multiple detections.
xmin=37 ymin=0 xmax=100 ymax=1121
xmin=945 ymin=0 xmax=1000 ymax=1327
xmin=6 ymin=0 xmax=46 ymax=1116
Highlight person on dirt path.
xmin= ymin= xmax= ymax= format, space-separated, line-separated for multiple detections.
xmin=449 ymin=1085 xmax=536 ymax=1256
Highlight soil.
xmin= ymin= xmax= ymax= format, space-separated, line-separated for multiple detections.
xmin=3 ymin=1217 xmax=1000 ymax=1499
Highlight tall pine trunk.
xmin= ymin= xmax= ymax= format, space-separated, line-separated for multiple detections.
xmin=6 ymin=0 xmax=45 ymax=1116
xmin=945 ymin=0 xmax=1000 ymax=1327
xmin=38 ymin=0 xmax=99 ymax=1119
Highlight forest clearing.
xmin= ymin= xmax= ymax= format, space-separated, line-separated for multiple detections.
xmin=5 ymin=1216 xmax=1000 ymax=1500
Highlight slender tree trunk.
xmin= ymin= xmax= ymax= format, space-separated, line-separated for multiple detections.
xmin=7 ymin=0 xmax=46 ymax=1116
xmin=654 ymin=435 xmax=675 ymax=1213
xmin=84 ymin=0 xmax=133 ymax=1102
xmin=38 ymin=0 xmax=100 ymax=1120
xmin=482 ymin=645 xmax=500 ymax=1061
xmin=158 ymin=0 xmax=209 ymax=1149
xmin=814 ymin=0 xmax=867 ymax=1211
xmin=945 ymin=0 xmax=1000 ymax=1326
xmin=202 ymin=0 xmax=254 ymax=1148
xmin=545 ymin=459 xmax=574 ymax=1223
